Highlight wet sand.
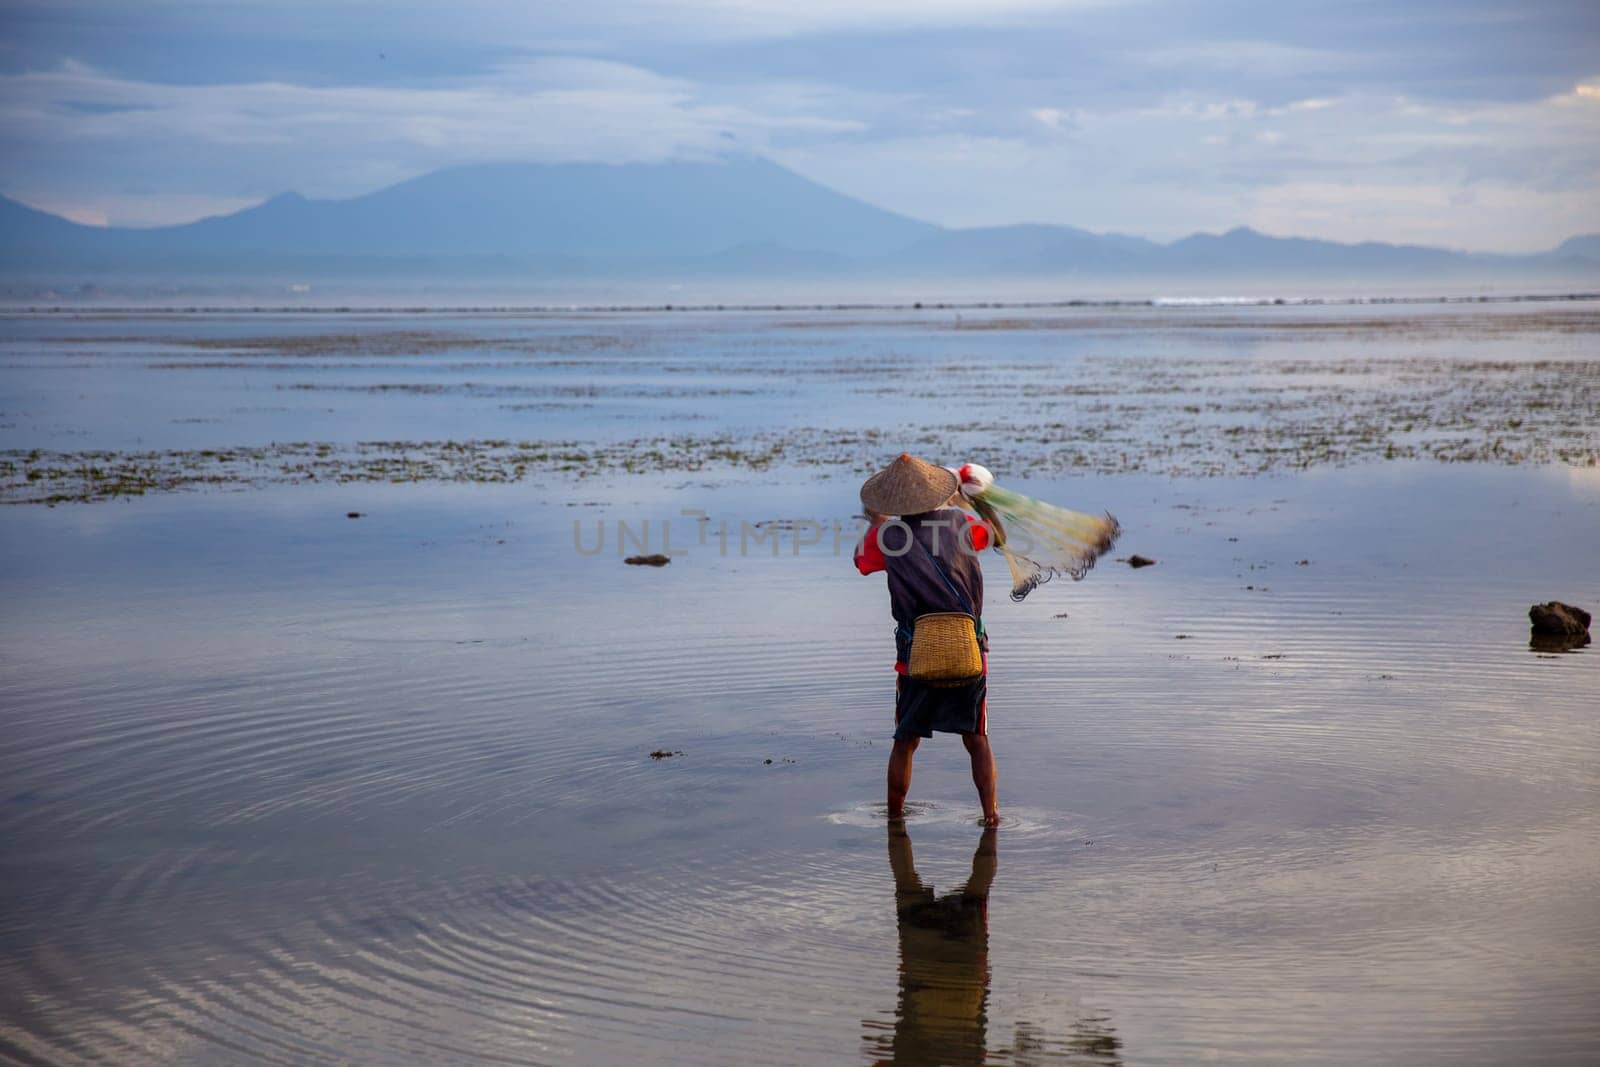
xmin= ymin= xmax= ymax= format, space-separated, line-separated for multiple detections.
xmin=1 ymin=302 xmax=1597 ymax=1064
xmin=2 ymin=302 xmax=1595 ymax=504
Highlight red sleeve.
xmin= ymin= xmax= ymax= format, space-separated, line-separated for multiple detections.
xmin=964 ymin=512 xmax=990 ymax=552
xmin=855 ymin=523 xmax=887 ymax=575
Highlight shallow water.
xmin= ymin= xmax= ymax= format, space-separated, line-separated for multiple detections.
xmin=2 ymin=307 xmax=1599 ymax=1064
xmin=2 ymin=301 xmax=1595 ymax=477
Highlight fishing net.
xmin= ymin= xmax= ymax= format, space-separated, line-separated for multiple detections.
xmin=954 ymin=464 xmax=1120 ymax=601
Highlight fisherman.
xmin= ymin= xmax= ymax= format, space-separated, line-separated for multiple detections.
xmin=855 ymin=453 xmax=998 ymax=827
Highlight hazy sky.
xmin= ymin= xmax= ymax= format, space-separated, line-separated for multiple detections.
xmin=2 ymin=1 xmax=1596 ymax=251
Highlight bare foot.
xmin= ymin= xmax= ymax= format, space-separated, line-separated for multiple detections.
xmin=981 ymin=811 xmax=1001 ymax=828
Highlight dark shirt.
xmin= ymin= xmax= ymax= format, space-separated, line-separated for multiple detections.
xmin=855 ymin=508 xmax=988 ymax=670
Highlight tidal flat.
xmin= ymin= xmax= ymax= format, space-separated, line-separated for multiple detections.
xmin=1 ymin=300 xmax=1597 ymax=1064
xmin=3 ymin=301 xmax=1596 ymax=504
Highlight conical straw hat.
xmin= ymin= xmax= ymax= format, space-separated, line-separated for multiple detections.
xmin=860 ymin=453 xmax=959 ymax=515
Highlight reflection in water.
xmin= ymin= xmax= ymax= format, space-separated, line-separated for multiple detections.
xmin=868 ymin=822 xmax=997 ymax=1065
xmin=1011 ymin=1016 xmax=1124 ymax=1065
xmin=866 ymin=822 xmax=1127 ymax=1066
xmin=1530 ymin=632 xmax=1591 ymax=653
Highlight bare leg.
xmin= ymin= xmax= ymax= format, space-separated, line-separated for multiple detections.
xmin=962 ymin=732 xmax=999 ymax=826
xmin=960 ymin=826 xmax=999 ymax=900
xmin=887 ymin=736 xmax=920 ymax=819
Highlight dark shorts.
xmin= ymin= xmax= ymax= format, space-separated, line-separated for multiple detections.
xmin=893 ymin=674 xmax=988 ymax=742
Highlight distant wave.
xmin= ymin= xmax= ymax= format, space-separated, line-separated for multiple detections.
xmin=2 ymin=291 xmax=1597 ymax=315
xmin=1149 ymin=292 xmax=1600 ymax=308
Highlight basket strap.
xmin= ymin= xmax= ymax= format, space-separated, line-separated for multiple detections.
xmin=919 ymin=526 xmax=975 ymax=617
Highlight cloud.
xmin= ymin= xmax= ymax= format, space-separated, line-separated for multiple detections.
xmin=1028 ymin=107 xmax=1074 ymax=131
xmin=1246 ymin=180 xmax=1598 ymax=253
xmin=1131 ymin=39 xmax=1353 ymax=85
xmin=0 ymin=57 xmax=867 ymax=222
xmin=774 ymin=80 xmax=1600 ymax=251
xmin=1 ymin=2 xmax=1597 ymax=248
xmin=621 ymin=0 xmax=1113 ymax=39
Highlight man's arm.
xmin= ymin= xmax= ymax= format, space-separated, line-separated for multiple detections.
xmin=855 ymin=512 xmax=889 ymax=575
xmin=963 ymin=511 xmax=991 ymax=553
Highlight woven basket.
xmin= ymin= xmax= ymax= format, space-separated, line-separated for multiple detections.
xmin=907 ymin=612 xmax=983 ymax=686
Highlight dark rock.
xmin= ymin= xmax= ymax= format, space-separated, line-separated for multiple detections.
xmin=649 ymin=749 xmax=681 ymax=760
xmin=1531 ymin=632 xmax=1591 ymax=653
xmin=1529 ymin=601 xmax=1591 ymax=636
xmin=1125 ymin=554 xmax=1156 ymax=568
xmin=346 ymin=511 xmax=363 ymax=518
xmin=625 ymin=554 xmax=671 ymax=566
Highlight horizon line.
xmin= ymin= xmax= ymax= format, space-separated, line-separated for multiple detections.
xmin=5 ymin=291 xmax=1599 ymax=316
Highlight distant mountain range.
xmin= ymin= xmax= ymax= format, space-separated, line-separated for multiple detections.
xmin=2 ymin=157 xmax=1596 ymax=283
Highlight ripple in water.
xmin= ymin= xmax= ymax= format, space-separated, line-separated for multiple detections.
xmin=2 ymin=448 xmax=1597 ymax=1062
xmin=826 ymin=801 xmax=1059 ymax=835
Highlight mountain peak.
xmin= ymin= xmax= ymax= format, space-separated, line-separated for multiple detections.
xmin=1554 ymin=233 xmax=1600 ymax=259
xmin=2 ymin=161 xmax=1597 ymax=282
xmin=189 ymin=159 xmax=940 ymax=259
